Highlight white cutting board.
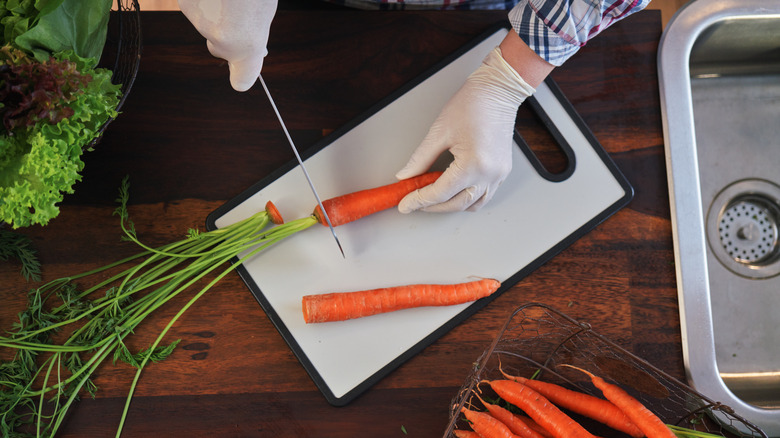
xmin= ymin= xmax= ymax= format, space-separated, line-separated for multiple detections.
xmin=207 ymin=26 xmax=632 ymax=405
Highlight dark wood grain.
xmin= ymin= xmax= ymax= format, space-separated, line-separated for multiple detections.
xmin=0 ymin=8 xmax=678 ymax=437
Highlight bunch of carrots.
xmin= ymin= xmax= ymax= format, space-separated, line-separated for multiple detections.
xmin=455 ymin=365 xmax=724 ymax=438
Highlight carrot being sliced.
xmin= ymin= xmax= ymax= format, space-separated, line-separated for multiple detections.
xmin=560 ymin=364 xmax=675 ymax=438
xmin=313 ymin=171 xmax=442 ymax=227
xmin=461 ymin=407 xmax=522 ymax=438
xmin=501 ymin=371 xmax=643 ymax=438
xmin=301 ymin=278 xmax=500 ymax=323
xmin=484 ymin=379 xmax=600 ymax=438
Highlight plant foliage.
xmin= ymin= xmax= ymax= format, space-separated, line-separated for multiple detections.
xmin=0 ymin=179 xmax=316 ymax=437
xmin=0 ymin=46 xmax=121 ymax=229
xmin=0 ymin=227 xmax=40 ymax=281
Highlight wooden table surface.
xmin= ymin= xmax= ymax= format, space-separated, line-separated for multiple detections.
xmin=0 ymin=8 xmax=679 ymax=437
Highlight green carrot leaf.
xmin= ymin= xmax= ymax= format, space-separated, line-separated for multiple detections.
xmin=667 ymin=424 xmax=728 ymax=437
xmin=0 ymin=228 xmax=42 ymax=281
xmin=145 ymin=339 xmax=181 ymax=363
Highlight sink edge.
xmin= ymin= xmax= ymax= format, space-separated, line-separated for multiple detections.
xmin=658 ymin=0 xmax=780 ymax=435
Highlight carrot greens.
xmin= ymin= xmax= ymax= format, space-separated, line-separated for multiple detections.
xmin=668 ymin=425 xmax=731 ymax=438
xmin=0 ymin=227 xmax=41 ymax=281
xmin=0 ymin=177 xmax=312 ymax=437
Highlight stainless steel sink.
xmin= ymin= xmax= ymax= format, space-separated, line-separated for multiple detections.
xmin=658 ymin=0 xmax=780 ymax=435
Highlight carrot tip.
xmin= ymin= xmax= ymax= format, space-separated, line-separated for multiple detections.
xmin=558 ymin=364 xmax=595 ymax=378
xmin=265 ymin=201 xmax=284 ymax=224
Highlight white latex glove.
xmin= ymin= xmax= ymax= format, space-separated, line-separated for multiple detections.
xmin=396 ymin=47 xmax=535 ymax=213
xmin=179 ymin=0 xmax=277 ymax=92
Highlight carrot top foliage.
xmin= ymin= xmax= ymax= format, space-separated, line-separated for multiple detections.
xmin=0 ymin=177 xmax=311 ymax=437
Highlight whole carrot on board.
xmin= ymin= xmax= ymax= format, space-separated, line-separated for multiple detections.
xmin=313 ymin=171 xmax=442 ymax=226
xmin=475 ymin=393 xmax=548 ymax=438
xmin=301 ymin=278 xmax=500 ymax=323
xmin=461 ymin=407 xmax=522 ymax=438
xmin=483 ymin=379 xmax=601 ymax=438
xmin=560 ymin=365 xmax=676 ymax=438
xmin=500 ymin=370 xmax=644 ymax=438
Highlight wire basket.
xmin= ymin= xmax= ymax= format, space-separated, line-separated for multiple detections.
xmin=87 ymin=0 xmax=141 ymax=148
xmin=443 ymin=303 xmax=768 ymax=438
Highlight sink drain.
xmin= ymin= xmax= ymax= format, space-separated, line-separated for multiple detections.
xmin=718 ymin=199 xmax=778 ymax=264
xmin=707 ymin=180 xmax=780 ymax=279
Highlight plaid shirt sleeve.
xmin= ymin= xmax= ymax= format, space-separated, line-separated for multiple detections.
xmin=508 ymin=0 xmax=651 ymax=66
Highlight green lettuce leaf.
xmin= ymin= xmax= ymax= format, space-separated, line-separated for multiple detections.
xmin=12 ymin=0 xmax=112 ymax=63
xmin=0 ymin=50 xmax=121 ymax=229
xmin=0 ymin=0 xmax=65 ymax=49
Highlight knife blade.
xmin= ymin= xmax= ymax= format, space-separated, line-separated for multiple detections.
xmin=259 ymin=75 xmax=345 ymax=258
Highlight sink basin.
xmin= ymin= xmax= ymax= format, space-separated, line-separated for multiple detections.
xmin=659 ymin=0 xmax=780 ymax=435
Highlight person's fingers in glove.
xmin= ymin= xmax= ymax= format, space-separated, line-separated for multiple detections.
xmin=206 ymin=40 xmax=267 ymax=92
xmin=396 ymin=45 xmax=536 ymax=213
xmin=179 ymin=0 xmax=278 ymax=92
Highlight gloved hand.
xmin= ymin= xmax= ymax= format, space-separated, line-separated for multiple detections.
xmin=178 ymin=0 xmax=278 ymax=92
xmin=395 ymin=47 xmax=535 ymax=213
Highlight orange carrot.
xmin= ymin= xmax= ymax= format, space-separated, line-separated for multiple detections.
xmin=461 ymin=407 xmax=521 ymax=438
xmin=484 ymin=379 xmax=600 ymax=438
xmin=501 ymin=371 xmax=643 ymax=438
xmin=474 ymin=394 xmax=547 ymax=438
xmin=302 ymin=278 xmax=500 ymax=323
xmin=512 ymin=415 xmax=554 ymax=438
xmin=313 ymin=171 xmax=442 ymax=227
xmin=453 ymin=430 xmax=482 ymax=438
xmin=560 ymin=364 xmax=675 ymax=438
xmin=265 ymin=201 xmax=284 ymax=225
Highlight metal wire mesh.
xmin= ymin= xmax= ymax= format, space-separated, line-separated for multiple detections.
xmin=87 ymin=0 xmax=141 ymax=148
xmin=443 ymin=303 xmax=768 ymax=438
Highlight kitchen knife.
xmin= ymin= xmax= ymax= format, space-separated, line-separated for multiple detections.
xmin=259 ymin=75 xmax=346 ymax=258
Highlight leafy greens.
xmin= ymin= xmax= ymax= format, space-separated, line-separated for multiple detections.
xmin=1 ymin=0 xmax=112 ymax=63
xmin=0 ymin=46 xmax=121 ymax=228
xmin=0 ymin=0 xmax=122 ymax=229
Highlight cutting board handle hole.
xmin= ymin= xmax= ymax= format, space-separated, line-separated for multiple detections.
xmin=514 ymin=98 xmax=576 ymax=182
